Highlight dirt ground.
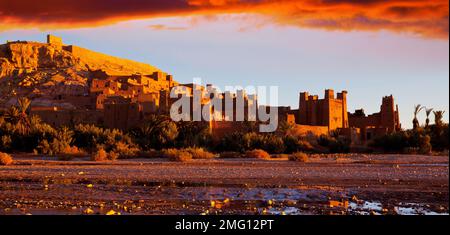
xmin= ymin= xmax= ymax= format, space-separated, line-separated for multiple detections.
xmin=0 ymin=154 xmax=448 ymax=215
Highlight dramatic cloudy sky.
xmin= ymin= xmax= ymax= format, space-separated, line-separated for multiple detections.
xmin=0 ymin=0 xmax=448 ymax=127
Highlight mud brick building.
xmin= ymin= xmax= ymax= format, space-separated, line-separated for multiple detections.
xmin=3 ymin=35 xmax=402 ymax=144
xmin=298 ymin=89 xmax=348 ymax=131
xmin=349 ymin=95 xmax=401 ymax=141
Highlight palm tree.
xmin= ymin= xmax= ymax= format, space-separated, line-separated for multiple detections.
xmin=57 ymin=127 xmax=74 ymax=146
xmin=4 ymin=106 xmax=20 ymax=124
xmin=425 ymin=108 xmax=433 ymax=128
xmin=277 ymin=120 xmax=295 ymax=136
xmin=17 ymin=97 xmax=31 ymax=115
xmin=413 ymin=104 xmax=424 ymax=130
xmin=4 ymin=97 xmax=32 ymax=135
xmin=131 ymin=115 xmax=178 ymax=150
xmin=433 ymin=110 xmax=445 ymax=127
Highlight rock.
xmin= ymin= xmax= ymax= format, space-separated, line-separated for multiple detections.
xmin=106 ymin=210 xmax=120 ymax=215
xmin=0 ymin=38 xmax=166 ymax=109
xmin=83 ymin=208 xmax=94 ymax=214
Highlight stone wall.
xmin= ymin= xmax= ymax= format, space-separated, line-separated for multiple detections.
xmin=287 ymin=124 xmax=329 ymax=139
xmin=31 ymin=107 xmax=103 ymax=127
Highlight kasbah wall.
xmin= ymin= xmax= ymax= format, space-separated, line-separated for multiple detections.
xmin=29 ymin=35 xmax=401 ymax=144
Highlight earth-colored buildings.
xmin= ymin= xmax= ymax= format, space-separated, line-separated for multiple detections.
xmin=348 ymin=95 xmax=401 ymax=141
xmin=1 ymin=35 xmax=402 ymax=144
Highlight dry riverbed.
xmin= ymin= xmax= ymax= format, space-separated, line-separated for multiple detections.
xmin=0 ymin=154 xmax=448 ymax=215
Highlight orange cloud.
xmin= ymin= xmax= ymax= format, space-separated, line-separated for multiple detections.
xmin=0 ymin=0 xmax=447 ymax=39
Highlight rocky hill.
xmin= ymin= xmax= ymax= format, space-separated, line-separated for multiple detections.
xmin=0 ymin=35 xmax=165 ymax=109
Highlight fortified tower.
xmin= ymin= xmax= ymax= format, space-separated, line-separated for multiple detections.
xmin=298 ymin=89 xmax=349 ymax=130
xmin=380 ymin=95 xmax=401 ymax=132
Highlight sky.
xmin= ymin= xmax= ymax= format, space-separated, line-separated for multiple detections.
xmin=0 ymin=0 xmax=448 ymax=128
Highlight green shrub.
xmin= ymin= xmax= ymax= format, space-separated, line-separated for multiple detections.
xmin=0 ymin=152 xmax=13 ymax=165
xmin=112 ymin=141 xmax=139 ymax=158
xmin=92 ymin=148 xmax=108 ymax=161
xmin=283 ymin=135 xmax=314 ymax=153
xmin=219 ymin=132 xmax=284 ymax=153
xmin=241 ymin=133 xmax=285 ymax=153
xmin=430 ymin=124 xmax=449 ymax=151
xmin=0 ymin=135 xmax=12 ymax=151
xmin=73 ymin=124 xmax=102 ymax=150
xmin=161 ymin=148 xmax=193 ymax=162
xmin=289 ymin=152 xmax=309 ymax=162
xmin=318 ymin=135 xmax=351 ymax=153
xmin=244 ymin=149 xmax=270 ymax=159
xmin=175 ymin=122 xmax=211 ymax=148
xmin=186 ymin=147 xmax=215 ymax=159
xmin=262 ymin=135 xmax=286 ymax=154
xmin=217 ymin=132 xmax=245 ymax=152
xmin=130 ymin=115 xmax=178 ymax=150
xmin=418 ymin=134 xmax=432 ymax=154
xmin=370 ymin=129 xmax=433 ymax=154
xmin=107 ymin=151 xmax=119 ymax=161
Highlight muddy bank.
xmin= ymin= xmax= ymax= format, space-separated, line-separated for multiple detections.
xmin=0 ymin=154 xmax=448 ymax=215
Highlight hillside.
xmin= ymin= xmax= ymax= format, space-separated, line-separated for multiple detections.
xmin=0 ymin=35 xmax=165 ymax=109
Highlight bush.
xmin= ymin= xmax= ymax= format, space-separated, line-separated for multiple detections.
xmin=107 ymin=151 xmax=119 ymax=161
xmin=0 ymin=152 xmax=13 ymax=165
xmin=418 ymin=134 xmax=432 ymax=154
xmin=186 ymin=147 xmax=215 ymax=159
xmin=112 ymin=141 xmax=139 ymax=158
xmin=0 ymin=135 xmax=12 ymax=151
xmin=219 ymin=132 xmax=286 ymax=154
xmin=241 ymin=133 xmax=285 ymax=153
xmin=289 ymin=152 xmax=309 ymax=162
xmin=217 ymin=132 xmax=245 ymax=152
xmin=430 ymin=124 xmax=449 ymax=151
xmin=74 ymin=125 xmax=139 ymax=155
xmin=92 ymin=148 xmax=108 ymax=161
xmin=161 ymin=148 xmax=193 ymax=162
xmin=219 ymin=151 xmax=242 ymax=158
xmin=370 ymin=129 xmax=433 ymax=154
xmin=0 ymin=114 xmax=58 ymax=153
xmin=130 ymin=115 xmax=178 ymax=150
xmin=318 ymin=135 xmax=351 ymax=153
xmin=175 ymin=122 xmax=211 ymax=148
xmin=261 ymin=135 xmax=285 ymax=154
xmin=73 ymin=124 xmax=104 ymax=151
xmin=36 ymin=127 xmax=75 ymax=156
xmin=244 ymin=149 xmax=270 ymax=159
xmin=283 ymin=135 xmax=314 ymax=153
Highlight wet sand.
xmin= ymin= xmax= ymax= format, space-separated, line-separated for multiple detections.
xmin=0 ymin=154 xmax=448 ymax=215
